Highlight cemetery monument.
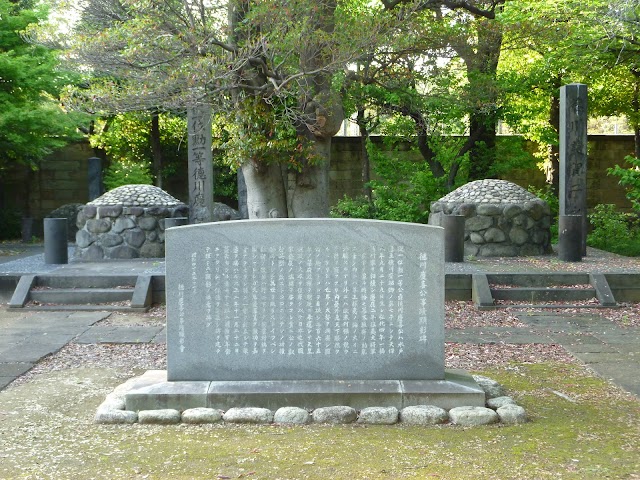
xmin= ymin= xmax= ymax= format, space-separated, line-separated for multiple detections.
xmin=125 ymin=219 xmax=484 ymax=412
xmin=559 ymin=83 xmax=588 ymax=260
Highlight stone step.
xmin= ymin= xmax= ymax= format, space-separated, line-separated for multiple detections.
xmin=492 ymin=304 xmax=610 ymax=310
xmin=29 ymin=288 xmax=134 ymax=305
xmin=472 ymin=273 xmax=617 ymax=310
xmin=486 ymin=273 xmax=591 ymax=287
xmin=35 ymin=275 xmax=138 ymax=289
xmin=8 ymin=274 xmax=152 ymax=312
xmin=15 ymin=304 xmax=150 ymax=312
xmin=490 ymin=287 xmax=597 ymax=302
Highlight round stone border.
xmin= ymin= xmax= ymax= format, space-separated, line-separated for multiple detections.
xmin=95 ymin=375 xmax=527 ymax=427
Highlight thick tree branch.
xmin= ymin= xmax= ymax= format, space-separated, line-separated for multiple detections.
xmin=381 ymin=0 xmax=504 ymax=19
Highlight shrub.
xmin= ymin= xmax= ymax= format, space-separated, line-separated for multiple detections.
xmin=608 ymin=156 xmax=640 ymax=214
xmin=587 ymin=204 xmax=640 ymax=256
xmin=103 ymin=159 xmax=153 ymax=191
xmin=330 ymin=140 xmax=448 ymax=223
xmin=0 ymin=210 xmax=22 ymax=240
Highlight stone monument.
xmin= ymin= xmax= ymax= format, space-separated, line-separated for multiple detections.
xmin=559 ymin=83 xmax=588 ymax=257
xmin=125 ymin=219 xmax=484 ymax=411
xmin=187 ymin=105 xmax=214 ymax=224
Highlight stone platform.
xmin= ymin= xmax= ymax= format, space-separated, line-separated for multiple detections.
xmin=124 ymin=369 xmax=485 ymax=412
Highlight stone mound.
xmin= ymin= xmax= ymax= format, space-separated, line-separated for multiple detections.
xmin=89 ymin=185 xmax=184 ymax=207
xmin=439 ymin=179 xmax=538 ymax=204
xmin=46 ymin=203 xmax=83 ymax=241
xmin=429 ymin=179 xmax=552 ymax=257
xmin=76 ymin=185 xmax=188 ymax=260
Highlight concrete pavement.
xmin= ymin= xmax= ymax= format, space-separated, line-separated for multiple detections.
xmin=1 ymin=244 xmax=638 ymax=397
xmin=0 ymin=306 xmax=638 ymax=397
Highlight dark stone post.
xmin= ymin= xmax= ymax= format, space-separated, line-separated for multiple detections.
xmin=442 ymin=215 xmax=465 ymax=262
xmin=44 ymin=218 xmax=68 ymax=264
xmin=88 ymin=157 xmax=103 ymax=201
xmin=21 ymin=217 xmax=33 ymax=243
xmin=559 ymin=83 xmax=588 ymax=257
xmin=187 ymin=105 xmax=214 ymax=223
xmin=558 ymin=215 xmax=583 ymax=262
xmin=237 ymin=168 xmax=249 ymax=219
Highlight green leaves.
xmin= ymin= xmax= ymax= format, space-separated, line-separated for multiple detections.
xmin=0 ymin=0 xmax=84 ymax=170
xmin=608 ymin=155 xmax=640 ymax=214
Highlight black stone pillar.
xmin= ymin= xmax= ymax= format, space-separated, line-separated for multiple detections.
xmin=558 ymin=215 xmax=583 ymax=262
xmin=88 ymin=157 xmax=103 ymax=201
xmin=559 ymin=84 xmax=588 ymax=256
xmin=44 ymin=218 xmax=68 ymax=264
xmin=442 ymin=215 xmax=466 ymax=262
xmin=21 ymin=217 xmax=33 ymax=243
xmin=187 ymin=106 xmax=214 ymax=223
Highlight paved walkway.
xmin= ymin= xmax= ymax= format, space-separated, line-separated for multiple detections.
xmin=0 ymin=245 xmax=638 ymax=397
xmin=0 ymin=309 xmax=166 ymax=390
xmin=0 ymin=307 xmax=638 ymax=397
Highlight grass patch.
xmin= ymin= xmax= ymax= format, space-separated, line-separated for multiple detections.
xmin=0 ymin=363 xmax=638 ymax=479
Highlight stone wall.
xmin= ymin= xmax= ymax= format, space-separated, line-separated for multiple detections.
xmin=0 ymin=143 xmax=93 ymax=237
xmin=502 ymin=135 xmax=636 ymax=212
xmin=430 ymin=201 xmax=552 ymax=257
xmin=1 ymin=136 xmax=636 ymax=232
xmin=75 ymin=204 xmax=189 ymax=260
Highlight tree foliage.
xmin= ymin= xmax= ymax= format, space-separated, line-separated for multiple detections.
xmin=609 ymin=155 xmax=640 ymax=214
xmin=0 ymin=0 xmax=84 ymax=173
xmin=29 ymin=0 xmax=640 ymax=220
xmin=90 ymin=112 xmax=186 ymax=176
xmin=498 ymin=0 xmax=640 ymax=171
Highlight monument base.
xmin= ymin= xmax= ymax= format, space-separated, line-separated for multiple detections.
xmin=124 ymin=370 xmax=485 ymax=412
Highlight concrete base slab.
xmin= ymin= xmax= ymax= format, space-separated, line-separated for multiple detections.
xmin=0 ymin=362 xmax=33 ymax=377
xmin=124 ymin=370 xmax=485 ymax=411
xmin=0 ymin=376 xmax=14 ymax=389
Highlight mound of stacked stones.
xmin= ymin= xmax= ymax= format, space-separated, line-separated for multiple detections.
xmin=429 ymin=179 xmax=552 ymax=257
xmin=47 ymin=203 xmax=83 ymax=242
xmin=75 ymin=185 xmax=188 ymax=260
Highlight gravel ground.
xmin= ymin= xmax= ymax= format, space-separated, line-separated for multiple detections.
xmin=445 ymin=301 xmax=527 ymax=328
xmin=604 ymin=302 xmax=640 ymax=327
xmin=7 ymin=301 xmax=605 ymax=391
xmin=9 ymin=299 xmax=639 ymax=391
xmin=11 ymin=337 xmax=575 ymax=391
xmin=446 ymin=246 xmax=640 ymax=274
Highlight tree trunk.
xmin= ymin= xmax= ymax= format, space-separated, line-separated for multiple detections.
xmin=288 ymin=137 xmax=332 ymax=217
xmin=356 ymin=109 xmax=372 ymax=201
xmin=150 ymin=112 xmax=163 ymax=188
xmin=460 ymin=17 xmax=502 ymax=181
xmin=241 ymin=160 xmax=288 ymax=219
xmin=632 ymin=69 xmax=640 ymax=159
xmin=90 ymin=118 xmax=110 ymax=164
xmin=546 ymin=75 xmax=562 ymax=194
xmin=468 ymin=113 xmax=498 ymax=181
xmin=291 ymin=0 xmax=343 ymax=218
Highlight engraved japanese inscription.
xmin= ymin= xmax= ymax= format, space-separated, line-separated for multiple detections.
xmin=166 ymin=219 xmax=444 ymax=382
